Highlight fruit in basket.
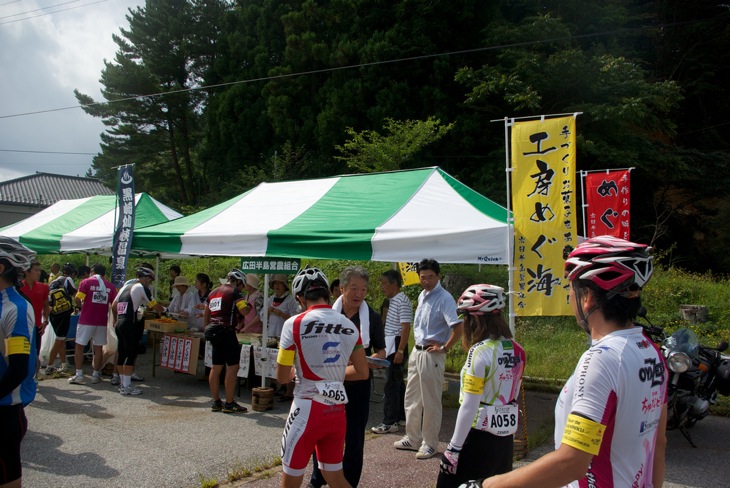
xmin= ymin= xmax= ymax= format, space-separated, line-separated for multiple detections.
xmin=155 ymin=317 xmax=178 ymax=323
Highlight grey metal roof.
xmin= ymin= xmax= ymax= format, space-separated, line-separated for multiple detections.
xmin=0 ymin=172 xmax=113 ymax=207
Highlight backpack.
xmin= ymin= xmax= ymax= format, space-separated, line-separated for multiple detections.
xmin=49 ymin=277 xmax=73 ymax=315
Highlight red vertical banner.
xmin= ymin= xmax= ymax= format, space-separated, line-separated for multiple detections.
xmin=585 ymin=170 xmax=631 ymax=239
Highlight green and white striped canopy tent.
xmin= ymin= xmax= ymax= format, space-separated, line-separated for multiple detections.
xmin=0 ymin=193 xmax=182 ymax=254
xmin=133 ymin=167 xmax=509 ymax=264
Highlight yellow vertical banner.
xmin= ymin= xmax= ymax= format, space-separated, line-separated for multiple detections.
xmin=511 ymin=116 xmax=577 ymax=316
xmin=397 ymin=262 xmax=421 ymax=287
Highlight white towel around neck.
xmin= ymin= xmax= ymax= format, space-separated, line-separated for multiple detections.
xmin=332 ymin=296 xmax=370 ymax=348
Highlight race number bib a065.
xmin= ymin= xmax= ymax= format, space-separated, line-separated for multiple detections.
xmin=313 ymin=381 xmax=348 ymax=405
xmin=476 ymin=403 xmax=519 ymax=436
xmin=209 ymin=297 xmax=222 ymax=312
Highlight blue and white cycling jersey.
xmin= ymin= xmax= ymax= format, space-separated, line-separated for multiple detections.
xmin=0 ymin=286 xmax=37 ymax=406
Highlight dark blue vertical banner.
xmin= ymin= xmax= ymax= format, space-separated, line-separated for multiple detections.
xmin=111 ymin=165 xmax=135 ymax=288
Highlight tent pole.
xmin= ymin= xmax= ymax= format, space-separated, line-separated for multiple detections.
xmin=261 ymin=274 xmax=270 ymax=388
xmin=503 ymin=117 xmax=516 ymax=337
xmin=154 ymin=256 xmax=159 ymax=300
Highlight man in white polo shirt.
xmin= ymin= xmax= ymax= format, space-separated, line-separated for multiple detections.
xmin=68 ymin=264 xmax=117 ymax=385
xmin=394 ymin=258 xmax=462 ymax=460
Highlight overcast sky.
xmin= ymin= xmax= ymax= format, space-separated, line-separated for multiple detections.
xmin=0 ymin=0 xmax=144 ymax=183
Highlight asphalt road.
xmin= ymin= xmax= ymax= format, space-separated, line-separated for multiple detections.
xmin=21 ymin=352 xmax=730 ymax=487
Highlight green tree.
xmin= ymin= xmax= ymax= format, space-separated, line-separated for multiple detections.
xmin=75 ymin=0 xmax=225 ymax=207
xmin=335 ymin=117 xmax=455 ymax=172
xmin=455 ymin=10 xmax=683 ymax=238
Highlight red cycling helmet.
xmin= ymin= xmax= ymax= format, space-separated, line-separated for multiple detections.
xmin=457 ymin=284 xmax=506 ymax=315
xmin=565 ymin=235 xmax=653 ymax=297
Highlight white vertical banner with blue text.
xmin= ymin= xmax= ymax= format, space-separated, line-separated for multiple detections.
xmin=511 ymin=116 xmax=577 ymax=316
xmin=111 ymin=165 xmax=135 ymax=288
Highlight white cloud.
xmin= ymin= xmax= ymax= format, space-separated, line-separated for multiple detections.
xmin=0 ymin=0 xmax=143 ymax=180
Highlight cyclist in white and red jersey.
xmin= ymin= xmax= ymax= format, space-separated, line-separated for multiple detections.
xmin=276 ymin=266 xmax=369 ymax=488
xmin=438 ymin=284 xmax=525 ymax=488
xmin=467 ymin=236 xmax=667 ymax=488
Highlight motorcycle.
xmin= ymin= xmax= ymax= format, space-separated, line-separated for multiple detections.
xmin=637 ymin=307 xmax=730 ymax=447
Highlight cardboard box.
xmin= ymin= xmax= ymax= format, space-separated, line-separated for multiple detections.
xmin=145 ymin=319 xmax=187 ymax=333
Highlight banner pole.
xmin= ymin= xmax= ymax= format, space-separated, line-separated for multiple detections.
xmin=580 ymin=170 xmax=588 ymax=240
xmin=503 ymin=117 xmax=516 ymax=337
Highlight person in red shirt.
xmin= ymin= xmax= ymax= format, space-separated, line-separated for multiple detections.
xmin=19 ymin=261 xmax=50 ymax=361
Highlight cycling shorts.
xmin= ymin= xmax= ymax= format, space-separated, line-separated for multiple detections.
xmin=0 ymin=404 xmax=28 ymax=484
xmin=50 ymin=311 xmax=72 ymax=339
xmin=208 ymin=326 xmax=241 ymax=366
xmin=116 ymin=321 xmax=144 ymax=367
xmin=280 ymin=397 xmax=346 ymax=476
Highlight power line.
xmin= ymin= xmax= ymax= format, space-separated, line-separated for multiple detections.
xmin=0 ymin=0 xmax=108 ymax=25
xmin=0 ymin=0 xmax=81 ymax=21
xmin=0 ymin=149 xmax=97 ymax=156
xmin=1 ymin=16 xmax=725 ymax=121
xmin=1 ymin=161 xmax=91 ymax=166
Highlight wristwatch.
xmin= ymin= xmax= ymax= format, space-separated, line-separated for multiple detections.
xmin=441 ymin=344 xmax=449 ymax=353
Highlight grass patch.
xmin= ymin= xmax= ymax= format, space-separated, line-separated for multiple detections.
xmin=198 ymin=474 xmax=218 ymax=488
xmin=217 ymin=455 xmax=282 ymax=486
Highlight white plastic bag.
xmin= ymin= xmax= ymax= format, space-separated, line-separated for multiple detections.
xmin=101 ymin=309 xmax=118 ymax=366
xmin=39 ymin=322 xmax=57 ymax=366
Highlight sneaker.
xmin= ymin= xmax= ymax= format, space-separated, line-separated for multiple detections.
xmin=416 ymin=444 xmax=437 ymax=459
xmin=119 ymin=385 xmax=143 ymax=396
xmin=91 ymin=375 xmax=102 ymax=384
xmin=131 ymin=372 xmax=144 ymax=382
xmin=110 ymin=374 xmax=120 ymax=386
xmin=56 ymin=365 xmax=72 ymax=377
xmin=211 ymin=400 xmax=224 ymax=412
xmin=68 ymin=374 xmax=85 ymax=385
xmin=222 ymin=402 xmax=247 ymax=413
xmin=393 ymin=436 xmax=419 ymax=451
xmin=44 ymin=366 xmax=56 ymax=376
xmin=371 ymin=423 xmax=399 ymax=434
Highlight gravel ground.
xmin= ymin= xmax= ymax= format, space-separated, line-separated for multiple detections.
xmin=22 ymin=352 xmax=730 ymax=488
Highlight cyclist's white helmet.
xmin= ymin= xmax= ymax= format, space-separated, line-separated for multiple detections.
xmin=0 ymin=237 xmax=36 ymax=272
xmin=292 ymin=266 xmax=329 ymax=296
xmin=227 ymin=268 xmax=246 ymax=285
xmin=136 ymin=267 xmax=156 ymax=280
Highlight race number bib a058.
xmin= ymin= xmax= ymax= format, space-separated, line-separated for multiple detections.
xmin=476 ymin=403 xmax=519 ymax=436
xmin=209 ymin=297 xmax=222 ymax=312
xmin=313 ymin=381 xmax=348 ymax=406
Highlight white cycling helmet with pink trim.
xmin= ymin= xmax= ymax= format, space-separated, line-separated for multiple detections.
xmin=457 ymin=284 xmax=506 ymax=315
xmin=564 ymin=235 xmax=653 ymax=297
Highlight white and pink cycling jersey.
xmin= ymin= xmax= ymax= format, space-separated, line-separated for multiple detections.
xmin=555 ymin=326 xmax=667 ymax=487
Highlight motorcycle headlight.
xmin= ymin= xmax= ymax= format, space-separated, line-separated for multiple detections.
xmin=667 ymin=351 xmax=691 ymax=373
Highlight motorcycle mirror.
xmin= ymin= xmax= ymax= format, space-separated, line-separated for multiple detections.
xmin=718 ymin=341 xmax=728 ymax=353
xmin=637 ymin=306 xmax=647 ymax=319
